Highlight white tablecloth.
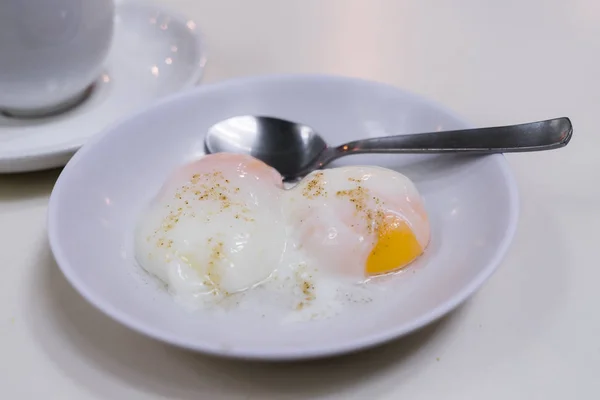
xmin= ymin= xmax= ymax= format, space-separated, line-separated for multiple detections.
xmin=1 ymin=0 xmax=597 ymax=398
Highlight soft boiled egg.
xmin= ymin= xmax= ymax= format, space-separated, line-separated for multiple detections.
xmin=134 ymin=153 xmax=287 ymax=303
xmin=283 ymin=166 xmax=430 ymax=281
xmin=135 ymin=153 xmax=430 ymax=316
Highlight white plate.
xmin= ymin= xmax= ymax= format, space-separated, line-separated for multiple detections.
xmin=47 ymin=74 xmax=519 ymax=360
xmin=0 ymin=1 xmax=206 ymax=173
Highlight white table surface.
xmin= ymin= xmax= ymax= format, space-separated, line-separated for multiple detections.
xmin=1 ymin=0 xmax=597 ymax=398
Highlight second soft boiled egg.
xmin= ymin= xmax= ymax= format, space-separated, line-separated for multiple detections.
xmin=283 ymin=166 xmax=430 ymax=281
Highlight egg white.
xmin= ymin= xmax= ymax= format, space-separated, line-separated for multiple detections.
xmin=134 ymin=157 xmax=428 ymax=321
xmin=134 ymin=156 xmax=287 ymax=307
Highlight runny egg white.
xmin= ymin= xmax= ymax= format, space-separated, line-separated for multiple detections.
xmin=134 ymin=153 xmax=431 ymax=320
xmin=135 ymin=153 xmax=286 ymax=302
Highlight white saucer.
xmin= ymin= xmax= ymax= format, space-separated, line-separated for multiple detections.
xmin=0 ymin=1 xmax=206 ymax=173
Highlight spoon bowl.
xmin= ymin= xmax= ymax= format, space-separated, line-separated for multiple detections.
xmin=206 ymin=116 xmax=327 ymax=178
xmin=206 ymin=116 xmax=573 ymax=180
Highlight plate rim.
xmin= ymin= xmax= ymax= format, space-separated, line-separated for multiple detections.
xmin=47 ymin=73 xmax=520 ymax=360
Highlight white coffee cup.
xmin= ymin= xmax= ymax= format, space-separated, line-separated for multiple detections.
xmin=0 ymin=0 xmax=114 ymax=116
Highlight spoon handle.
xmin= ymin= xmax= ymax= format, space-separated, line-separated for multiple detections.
xmin=335 ymin=117 xmax=572 ymax=155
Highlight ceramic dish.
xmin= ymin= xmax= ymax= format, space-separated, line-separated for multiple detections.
xmin=47 ymin=74 xmax=519 ymax=360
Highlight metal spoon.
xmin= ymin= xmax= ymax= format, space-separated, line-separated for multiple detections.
xmin=205 ymin=116 xmax=572 ymax=181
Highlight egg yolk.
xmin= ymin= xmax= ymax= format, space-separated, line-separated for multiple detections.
xmin=366 ymin=215 xmax=423 ymax=276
